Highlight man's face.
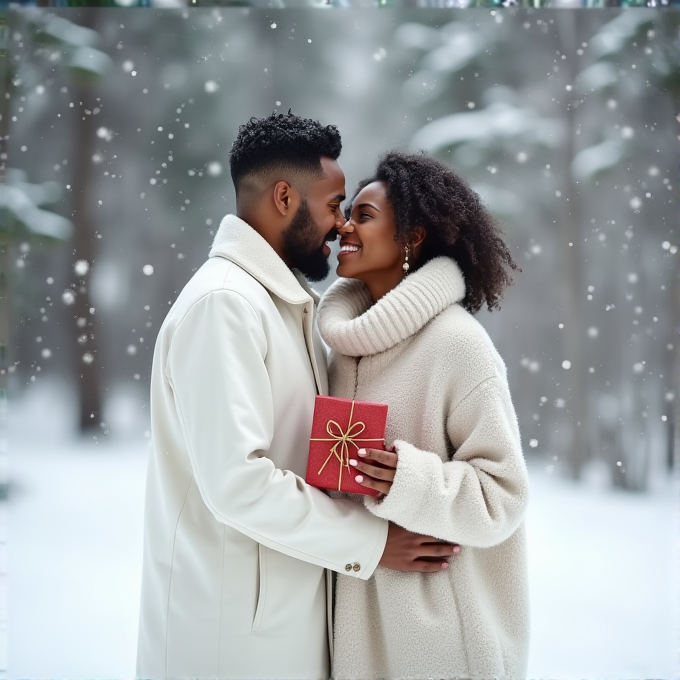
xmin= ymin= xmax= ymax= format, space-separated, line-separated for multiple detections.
xmin=281 ymin=157 xmax=346 ymax=282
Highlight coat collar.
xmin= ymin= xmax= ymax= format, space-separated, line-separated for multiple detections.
xmin=316 ymin=256 xmax=466 ymax=357
xmin=209 ymin=214 xmax=319 ymax=305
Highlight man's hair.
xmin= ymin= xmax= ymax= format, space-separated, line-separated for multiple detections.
xmin=347 ymin=151 xmax=520 ymax=314
xmin=229 ymin=111 xmax=342 ymax=190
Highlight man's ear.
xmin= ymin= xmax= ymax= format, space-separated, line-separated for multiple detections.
xmin=273 ymin=180 xmax=300 ymax=217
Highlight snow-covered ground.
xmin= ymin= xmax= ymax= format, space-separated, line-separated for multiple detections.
xmin=7 ymin=381 xmax=679 ymax=679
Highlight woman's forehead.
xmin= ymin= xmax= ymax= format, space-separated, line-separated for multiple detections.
xmin=353 ymin=181 xmax=387 ymax=206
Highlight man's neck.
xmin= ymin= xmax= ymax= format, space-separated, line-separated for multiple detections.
xmin=236 ymin=208 xmax=290 ymax=267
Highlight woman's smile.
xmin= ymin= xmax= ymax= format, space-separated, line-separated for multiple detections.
xmin=338 ymin=240 xmax=362 ymax=257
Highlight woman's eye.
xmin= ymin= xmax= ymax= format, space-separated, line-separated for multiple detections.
xmin=359 ymin=212 xmax=372 ymax=220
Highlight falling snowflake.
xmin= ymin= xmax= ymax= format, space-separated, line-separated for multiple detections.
xmin=587 ymin=327 xmax=599 ymax=338
xmin=127 ymin=345 xmax=137 ymax=355
xmin=96 ymin=127 xmax=113 ymax=142
xmin=82 ymin=353 xmax=94 ymax=365
xmin=62 ymin=290 xmax=76 ymax=305
xmin=627 ymin=272 xmax=638 ymax=284
xmin=142 ymin=265 xmax=154 ymax=276
xmin=373 ymin=47 xmax=386 ymax=62
xmin=123 ymin=60 xmax=134 ymax=72
xmin=529 ymin=439 xmax=538 ymax=448
xmin=74 ymin=260 xmax=90 ymax=277
xmin=207 ymin=161 xmax=223 ymax=177
xmin=41 ymin=348 xmax=52 ymax=359
xmin=204 ymin=80 xmax=219 ymax=93
xmin=562 ymin=360 xmax=571 ymax=370
xmin=621 ymin=126 xmax=634 ymax=139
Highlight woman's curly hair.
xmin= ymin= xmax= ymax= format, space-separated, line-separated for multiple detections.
xmin=348 ymin=151 xmax=519 ymax=314
xmin=229 ymin=110 xmax=342 ymax=186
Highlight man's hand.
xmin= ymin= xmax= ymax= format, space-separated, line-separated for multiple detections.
xmin=379 ymin=522 xmax=460 ymax=572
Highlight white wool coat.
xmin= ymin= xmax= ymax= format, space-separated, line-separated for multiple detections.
xmin=136 ymin=215 xmax=389 ymax=680
xmin=317 ymin=257 xmax=530 ymax=680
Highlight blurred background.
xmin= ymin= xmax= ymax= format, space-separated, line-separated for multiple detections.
xmin=3 ymin=5 xmax=679 ymax=678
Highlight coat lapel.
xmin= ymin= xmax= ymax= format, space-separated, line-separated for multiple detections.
xmin=209 ymin=214 xmax=312 ymax=305
xmin=209 ymin=214 xmax=327 ymax=396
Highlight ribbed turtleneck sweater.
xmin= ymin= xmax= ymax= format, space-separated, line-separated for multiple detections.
xmin=316 ymin=256 xmax=531 ymax=680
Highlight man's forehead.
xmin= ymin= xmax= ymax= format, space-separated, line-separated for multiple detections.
xmin=311 ymin=158 xmax=345 ymax=197
xmin=318 ymin=156 xmax=344 ymax=178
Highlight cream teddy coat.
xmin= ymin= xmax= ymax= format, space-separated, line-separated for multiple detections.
xmin=317 ymin=256 xmax=530 ymax=680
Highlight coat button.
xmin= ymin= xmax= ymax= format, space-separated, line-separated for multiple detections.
xmin=345 ymin=563 xmax=352 ymax=572
xmin=303 ymin=308 xmax=308 ymax=314
xmin=352 ymin=563 xmax=360 ymax=572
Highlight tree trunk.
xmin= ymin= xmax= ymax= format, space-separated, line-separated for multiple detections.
xmin=0 ymin=12 xmax=11 ymax=497
xmin=70 ymin=8 xmax=103 ymax=433
xmin=556 ymin=11 xmax=589 ymax=480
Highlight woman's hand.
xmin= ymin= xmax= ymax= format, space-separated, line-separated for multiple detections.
xmin=350 ymin=444 xmax=398 ymax=497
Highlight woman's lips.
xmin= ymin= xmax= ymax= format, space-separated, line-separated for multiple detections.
xmin=338 ymin=245 xmax=361 ymax=258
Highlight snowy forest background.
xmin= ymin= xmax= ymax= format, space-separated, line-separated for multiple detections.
xmin=4 ymin=6 xmax=680 ymax=678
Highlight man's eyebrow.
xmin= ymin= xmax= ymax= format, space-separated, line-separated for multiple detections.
xmin=331 ymin=194 xmax=346 ymax=202
xmin=355 ymin=202 xmax=380 ymax=212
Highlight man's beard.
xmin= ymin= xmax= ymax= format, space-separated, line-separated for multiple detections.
xmin=281 ymin=199 xmax=333 ymax=282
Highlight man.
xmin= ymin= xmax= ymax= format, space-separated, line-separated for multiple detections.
xmin=136 ymin=112 xmax=456 ymax=679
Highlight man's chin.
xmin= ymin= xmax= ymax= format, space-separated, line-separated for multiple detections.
xmin=297 ymin=255 xmax=330 ymax=282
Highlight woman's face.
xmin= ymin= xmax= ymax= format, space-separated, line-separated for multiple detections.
xmin=336 ymin=181 xmax=405 ymax=292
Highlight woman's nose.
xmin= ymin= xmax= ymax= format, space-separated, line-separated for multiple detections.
xmin=337 ymin=217 xmax=353 ymax=232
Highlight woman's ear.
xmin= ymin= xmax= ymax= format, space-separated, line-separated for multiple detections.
xmin=412 ymin=226 xmax=426 ymax=254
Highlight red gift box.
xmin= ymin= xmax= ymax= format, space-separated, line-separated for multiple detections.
xmin=306 ymin=396 xmax=388 ymax=498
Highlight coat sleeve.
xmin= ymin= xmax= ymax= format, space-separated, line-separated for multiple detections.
xmin=166 ymin=289 xmax=388 ymax=578
xmin=363 ymin=375 xmax=529 ymax=548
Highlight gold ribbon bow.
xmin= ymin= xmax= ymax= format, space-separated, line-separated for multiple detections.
xmin=311 ymin=400 xmax=384 ymax=491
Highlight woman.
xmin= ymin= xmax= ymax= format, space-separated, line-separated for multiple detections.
xmin=316 ymin=151 xmax=530 ymax=679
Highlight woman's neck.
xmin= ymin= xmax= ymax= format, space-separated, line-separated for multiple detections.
xmin=360 ymin=270 xmax=404 ymax=303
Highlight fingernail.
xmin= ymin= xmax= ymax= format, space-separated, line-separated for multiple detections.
xmin=453 ymin=546 xmax=460 ymax=554
xmin=441 ymin=562 xmax=449 ymax=569
xmin=358 ymin=449 xmax=367 ymax=456
xmin=349 ymin=459 xmax=358 ymax=467
xmin=355 ymin=475 xmax=363 ymax=483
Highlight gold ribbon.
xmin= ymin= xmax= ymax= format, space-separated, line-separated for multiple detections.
xmin=310 ymin=400 xmax=384 ymax=491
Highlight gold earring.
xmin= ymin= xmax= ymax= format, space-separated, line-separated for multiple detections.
xmin=402 ymin=245 xmax=410 ymax=275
